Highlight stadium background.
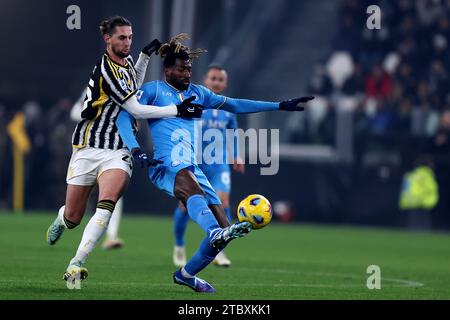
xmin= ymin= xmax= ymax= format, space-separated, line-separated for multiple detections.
xmin=1 ymin=0 xmax=450 ymax=232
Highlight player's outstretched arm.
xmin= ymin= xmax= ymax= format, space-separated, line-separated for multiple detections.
xmin=121 ymin=95 xmax=203 ymax=120
xmin=225 ymin=113 xmax=244 ymax=173
xmin=102 ymin=49 xmax=202 ymax=120
xmin=122 ymin=95 xmax=177 ymax=119
xmin=115 ymin=110 xmax=162 ymax=168
xmin=116 ymin=109 xmax=141 ymax=150
xmin=214 ymin=96 xmax=315 ymax=114
xmin=135 ymin=39 xmax=162 ymax=87
xmin=278 ymin=96 xmax=315 ymax=111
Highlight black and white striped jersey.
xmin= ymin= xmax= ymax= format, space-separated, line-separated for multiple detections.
xmin=72 ymin=52 xmax=138 ymax=150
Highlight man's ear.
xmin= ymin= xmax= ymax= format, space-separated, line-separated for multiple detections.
xmin=103 ymin=34 xmax=111 ymax=44
xmin=163 ymin=67 xmax=170 ymax=77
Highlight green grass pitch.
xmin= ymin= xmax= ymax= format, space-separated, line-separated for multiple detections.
xmin=1 ymin=212 xmax=450 ymax=300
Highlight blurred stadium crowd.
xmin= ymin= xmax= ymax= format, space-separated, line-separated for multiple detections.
xmin=0 ymin=98 xmax=74 ymax=209
xmin=1 ymin=0 xmax=449 ymax=229
xmin=296 ymin=0 xmax=450 ymax=228
xmin=303 ymin=0 xmax=450 ymax=153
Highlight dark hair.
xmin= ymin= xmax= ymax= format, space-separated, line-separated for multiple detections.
xmin=161 ymin=48 xmax=190 ymax=68
xmin=157 ymin=33 xmax=207 ymax=68
xmin=207 ymin=64 xmax=225 ymax=72
xmin=99 ymin=16 xmax=132 ymax=36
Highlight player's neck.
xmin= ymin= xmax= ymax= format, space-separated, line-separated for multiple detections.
xmin=106 ymin=48 xmax=127 ymax=66
xmin=165 ymin=79 xmax=186 ymax=92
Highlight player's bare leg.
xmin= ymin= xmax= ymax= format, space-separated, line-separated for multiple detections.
xmin=46 ymin=184 xmax=94 ymax=245
xmin=63 ymin=169 xmax=129 ymax=282
xmin=209 ymin=203 xmax=230 ymax=228
xmin=210 ymin=193 xmax=232 ymax=267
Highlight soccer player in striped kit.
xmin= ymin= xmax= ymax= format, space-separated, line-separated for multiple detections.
xmin=70 ymin=89 xmax=126 ymax=250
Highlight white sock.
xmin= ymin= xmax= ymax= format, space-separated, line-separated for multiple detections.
xmin=181 ymin=267 xmax=194 ymax=278
xmin=73 ymin=206 xmax=113 ymax=264
xmin=57 ymin=206 xmax=68 ymax=228
xmin=106 ymin=198 xmax=122 ymax=240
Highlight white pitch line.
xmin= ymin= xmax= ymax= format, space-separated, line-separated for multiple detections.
xmin=309 ymin=272 xmax=424 ymax=288
xmin=0 ymin=281 xmax=420 ymax=289
xmin=0 ymin=268 xmax=425 ymax=289
xmin=233 ymin=268 xmax=425 ymax=288
xmin=0 ymin=276 xmax=424 ymax=289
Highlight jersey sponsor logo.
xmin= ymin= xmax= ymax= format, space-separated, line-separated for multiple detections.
xmin=162 ymin=91 xmax=173 ymax=97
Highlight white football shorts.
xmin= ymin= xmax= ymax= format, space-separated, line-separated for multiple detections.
xmin=66 ymin=147 xmax=133 ymax=186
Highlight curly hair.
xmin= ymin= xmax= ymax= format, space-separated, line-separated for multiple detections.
xmin=157 ymin=33 xmax=207 ymax=67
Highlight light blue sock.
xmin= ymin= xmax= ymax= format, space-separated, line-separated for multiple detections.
xmin=224 ymin=207 xmax=232 ymax=223
xmin=186 ymin=195 xmax=220 ymax=236
xmin=184 ymin=236 xmax=220 ymax=276
xmin=173 ymin=206 xmax=189 ymax=246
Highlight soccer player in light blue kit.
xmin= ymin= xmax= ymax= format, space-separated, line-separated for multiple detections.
xmin=116 ymin=34 xmax=314 ymax=293
xmin=172 ymin=65 xmax=244 ymax=268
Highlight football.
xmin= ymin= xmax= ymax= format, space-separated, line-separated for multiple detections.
xmin=237 ymin=194 xmax=272 ymax=229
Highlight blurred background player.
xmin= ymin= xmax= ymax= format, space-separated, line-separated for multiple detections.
xmin=115 ymin=34 xmax=314 ymax=292
xmin=71 ymin=89 xmax=125 ymax=249
xmin=172 ymin=65 xmax=244 ymax=268
xmin=45 ymin=17 xmax=203 ymax=283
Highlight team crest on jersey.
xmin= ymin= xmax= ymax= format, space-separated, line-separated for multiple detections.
xmin=118 ymin=69 xmax=133 ymax=91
